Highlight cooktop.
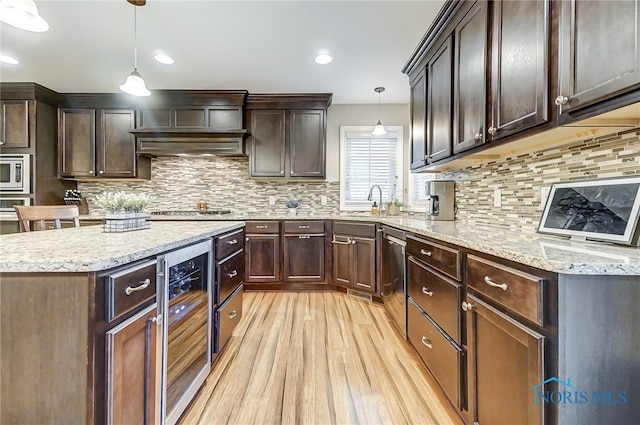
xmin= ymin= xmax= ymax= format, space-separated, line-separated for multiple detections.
xmin=150 ymin=210 xmax=232 ymax=216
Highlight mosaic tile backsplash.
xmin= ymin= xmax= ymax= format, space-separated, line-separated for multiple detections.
xmin=79 ymin=157 xmax=342 ymax=215
xmin=79 ymin=129 xmax=640 ymax=232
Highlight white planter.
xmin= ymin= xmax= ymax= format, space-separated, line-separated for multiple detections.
xmin=288 ymin=208 xmax=297 ymax=216
xmin=104 ymin=212 xmax=146 ymax=232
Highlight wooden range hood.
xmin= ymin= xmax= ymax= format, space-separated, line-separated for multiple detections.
xmin=132 ymin=128 xmax=248 ymax=157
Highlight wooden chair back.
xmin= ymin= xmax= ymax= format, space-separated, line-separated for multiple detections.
xmin=14 ymin=205 xmax=81 ymax=232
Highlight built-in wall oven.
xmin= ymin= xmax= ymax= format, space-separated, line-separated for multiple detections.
xmin=158 ymin=239 xmax=212 ymax=425
xmin=0 ymin=196 xmax=30 ymax=215
xmin=0 ymin=154 xmax=30 ymax=194
xmin=381 ymin=226 xmax=407 ymax=339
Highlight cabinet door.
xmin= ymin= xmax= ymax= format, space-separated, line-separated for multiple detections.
xmin=283 ymin=234 xmax=325 ymax=282
xmin=331 ymin=235 xmax=352 ymax=287
xmin=558 ymin=0 xmax=640 ymax=114
xmin=466 ymin=294 xmax=544 ymax=425
xmin=106 ymin=304 xmax=161 ymax=425
xmin=245 ymin=234 xmax=280 ymax=282
xmin=289 ymin=110 xmax=325 ymax=178
xmin=0 ymin=100 xmax=30 ymax=148
xmin=409 ymin=68 xmax=427 ymax=170
xmin=491 ymin=0 xmax=549 ymax=139
xmin=453 ymin=1 xmax=488 ymax=154
xmin=352 ymin=237 xmax=376 ymax=293
xmin=59 ymin=109 xmax=96 ymax=177
xmin=98 ymin=110 xmax=136 ymax=178
xmin=250 ymin=110 xmax=286 ymax=177
xmin=427 ymin=36 xmax=453 ymax=162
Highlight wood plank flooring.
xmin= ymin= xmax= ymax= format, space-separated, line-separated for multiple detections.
xmin=180 ymin=291 xmax=462 ymax=425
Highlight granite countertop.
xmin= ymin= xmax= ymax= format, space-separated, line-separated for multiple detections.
xmin=0 ymin=221 xmax=244 ymax=273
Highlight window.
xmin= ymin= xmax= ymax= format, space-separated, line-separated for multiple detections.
xmin=408 ymin=172 xmax=432 ymax=209
xmin=339 ymin=126 xmax=404 ymax=211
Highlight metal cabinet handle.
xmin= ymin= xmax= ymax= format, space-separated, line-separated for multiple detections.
xmin=420 ymin=249 xmax=432 ymax=257
xmin=125 ymin=278 xmax=151 ymax=295
xmin=99 ymin=170 xmax=104 ymax=175
xmin=246 ymin=237 xmax=249 ymax=242
xmin=421 ymin=287 xmax=434 ymax=296
xmin=356 ymin=282 xmax=372 ymax=288
xmin=228 ymin=270 xmax=238 ymax=278
xmin=555 ymin=95 xmax=569 ymax=106
xmin=256 ymin=225 xmax=268 ymax=229
xmin=299 ymin=235 xmax=310 ymax=239
xmin=89 ymin=170 xmax=94 ymax=174
xmin=483 ymin=276 xmax=508 ymax=291
xmin=474 ymin=133 xmax=483 ymax=141
xmin=226 ymin=239 xmax=238 ymax=245
xmin=351 ymin=239 xmax=357 ymax=244
xmin=421 ymin=336 xmax=433 ymax=349
xmin=488 ymin=126 xmax=497 ymax=135
xmin=298 ymin=225 xmax=310 ymax=229
xmin=331 ymin=238 xmax=351 ymax=245
xmin=229 ymin=310 xmax=237 ymax=319
xmin=461 ymin=301 xmax=475 ymax=312
xmin=0 ymin=141 xmax=5 ymax=145
xmin=148 ymin=313 xmax=162 ymax=325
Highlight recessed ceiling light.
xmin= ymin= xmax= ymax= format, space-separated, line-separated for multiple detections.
xmin=154 ymin=54 xmax=175 ymax=65
xmin=0 ymin=54 xmax=19 ymax=65
xmin=314 ymin=53 xmax=332 ymax=65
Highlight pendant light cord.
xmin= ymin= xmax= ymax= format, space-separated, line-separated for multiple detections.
xmin=133 ymin=6 xmax=138 ymax=69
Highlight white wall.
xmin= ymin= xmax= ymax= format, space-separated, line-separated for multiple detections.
xmin=326 ymin=103 xmax=410 ymax=181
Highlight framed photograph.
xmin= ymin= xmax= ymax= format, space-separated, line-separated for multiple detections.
xmin=537 ymin=176 xmax=640 ymax=246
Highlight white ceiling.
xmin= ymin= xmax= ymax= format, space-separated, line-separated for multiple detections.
xmin=0 ymin=0 xmax=445 ymax=104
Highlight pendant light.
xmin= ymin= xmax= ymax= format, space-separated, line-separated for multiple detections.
xmin=372 ymin=86 xmax=387 ymax=136
xmin=0 ymin=0 xmax=49 ymax=32
xmin=120 ymin=3 xmax=150 ymax=97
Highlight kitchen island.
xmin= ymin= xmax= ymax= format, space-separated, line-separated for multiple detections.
xmin=0 ymin=221 xmax=244 ymax=425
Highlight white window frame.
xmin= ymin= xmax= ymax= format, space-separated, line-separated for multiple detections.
xmin=339 ymin=125 xmax=404 ymax=211
xmin=408 ymin=172 xmax=434 ymax=210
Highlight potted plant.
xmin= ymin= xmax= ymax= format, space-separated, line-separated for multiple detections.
xmin=285 ymin=199 xmax=301 ymax=216
xmin=385 ymin=199 xmax=404 ymax=216
xmin=94 ymin=191 xmax=150 ymax=231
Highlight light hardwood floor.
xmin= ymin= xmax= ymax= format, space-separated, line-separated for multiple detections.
xmin=180 ymin=291 xmax=462 ymax=425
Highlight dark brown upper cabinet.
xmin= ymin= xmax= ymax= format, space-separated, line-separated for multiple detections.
xmin=557 ymin=0 xmax=640 ymax=118
xmin=427 ymin=35 xmax=453 ymax=162
xmin=59 ymin=109 xmax=150 ymax=179
xmin=489 ymin=0 xmax=550 ymax=140
xmin=246 ymin=94 xmax=332 ymax=180
xmin=0 ymin=100 xmax=30 ymax=148
xmin=453 ymin=1 xmax=488 ymax=154
xmin=409 ymin=69 xmax=427 ymax=170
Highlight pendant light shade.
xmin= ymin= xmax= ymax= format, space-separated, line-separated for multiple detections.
xmin=0 ymin=0 xmax=49 ymax=32
xmin=372 ymin=87 xmax=387 ymax=136
xmin=120 ymin=5 xmax=150 ymax=97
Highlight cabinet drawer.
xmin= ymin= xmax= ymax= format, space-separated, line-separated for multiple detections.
xmin=408 ymin=299 xmax=463 ymax=410
xmin=216 ymin=285 xmax=243 ymax=352
xmin=406 ymin=236 xmax=460 ymax=280
xmin=106 ymin=259 xmax=157 ymax=322
xmin=216 ymin=229 xmax=243 ymax=260
xmin=408 ymin=256 xmax=462 ymax=344
xmin=245 ymin=221 xmax=279 ymax=234
xmin=284 ymin=220 xmax=324 ymax=234
xmin=217 ymin=249 xmax=244 ymax=305
xmin=333 ymin=221 xmax=377 ymax=238
xmin=467 ymin=255 xmax=544 ymax=326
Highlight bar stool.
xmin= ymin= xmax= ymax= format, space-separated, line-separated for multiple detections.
xmin=14 ymin=205 xmax=81 ymax=232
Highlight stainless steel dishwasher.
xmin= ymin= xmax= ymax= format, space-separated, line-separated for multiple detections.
xmin=381 ymin=226 xmax=406 ymax=338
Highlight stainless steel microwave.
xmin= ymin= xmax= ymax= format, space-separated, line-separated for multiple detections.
xmin=0 ymin=154 xmax=30 ymax=194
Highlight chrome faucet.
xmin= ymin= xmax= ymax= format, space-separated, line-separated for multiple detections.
xmin=367 ymin=184 xmax=385 ymax=216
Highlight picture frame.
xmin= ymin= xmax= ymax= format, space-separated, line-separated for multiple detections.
xmin=537 ymin=176 xmax=640 ymax=246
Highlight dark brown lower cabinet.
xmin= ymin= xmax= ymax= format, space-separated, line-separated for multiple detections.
xmin=245 ymin=234 xmax=280 ymax=283
xmin=465 ymin=293 xmax=544 ymax=425
xmin=283 ymin=234 xmax=325 ymax=281
xmin=105 ymin=304 xmax=161 ymax=425
xmin=331 ymin=234 xmax=376 ymax=293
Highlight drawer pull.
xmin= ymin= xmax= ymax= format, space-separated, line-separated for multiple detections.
xmin=256 ymin=225 xmax=268 ymax=229
xmin=461 ymin=301 xmax=475 ymax=312
xmin=299 ymin=235 xmax=310 ymax=239
xmin=125 ymin=279 xmax=151 ymax=295
xmin=483 ymin=276 xmax=508 ymax=291
xmin=229 ymin=310 xmax=237 ymax=319
xmin=331 ymin=238 xmax=351 ymax=245
xmin=356 ymin=282 xmax=371 ymax=289
xmin=148 ymin=313 xmax=163 ymax=325
xmin=228 ymin=270 xmax=238 ymax=278
xmin=226 ymin=239 xmax=238 ymax=245
xmin=298 ymin=225 xmax=310 ymax=229
xmin=421 ymin=336 xmax=433 ymax=349
xmin=421 ymin=287 xmax=434 ymax=296
xmin=420 ymin=249 xmax=432 ymax=257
